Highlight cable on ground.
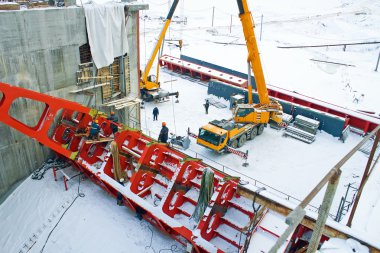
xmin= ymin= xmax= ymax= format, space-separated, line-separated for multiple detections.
xmin=39 ymin=174 xmax=85 ymax=252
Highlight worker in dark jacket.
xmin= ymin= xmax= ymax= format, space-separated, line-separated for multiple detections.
xmin=107 ymin=111 xmax=119 ymax=134
xmin=117 ymin=178 xmax=125 ymax=206
xmin=89 ymin=119 xmax=101 ymax=140
xmin=153 ymin=107 xmax=159 ymax=121
xmin=158 ymin=122 xmax=169 ymax=143
xmin=204 ymin=99 xmax=210 ymax=114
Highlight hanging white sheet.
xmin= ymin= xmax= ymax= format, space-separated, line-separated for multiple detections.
xmin=84 ymin=3 xmax=129 ymax=68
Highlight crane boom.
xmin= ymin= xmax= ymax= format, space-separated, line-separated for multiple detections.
xmin=141 ymin=0 xmax=179 ymax=91
xmin=237 ymin=0 xmax=269 ymax=105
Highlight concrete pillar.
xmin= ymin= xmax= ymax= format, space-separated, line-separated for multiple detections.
xmin=123 ymin=2 xmax=148 ymax=130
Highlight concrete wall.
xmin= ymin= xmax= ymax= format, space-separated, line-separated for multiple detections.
xmin=0 ymin=7 xmax=87 ymax=199
xmin=0 ymin=3 xmax=148 ymax=200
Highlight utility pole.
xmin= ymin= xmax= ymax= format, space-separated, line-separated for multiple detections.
xmin=375 ymin=50 xmax=380 ymax=72
xmin=212 ymin=6 xmax=215 ymax=27
xmin=229 ymin=15 xmax=232 ymax=33
xmin=260 ymin=14 xmax=263 ymax=41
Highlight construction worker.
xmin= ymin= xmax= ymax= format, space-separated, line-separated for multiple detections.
xmin=107 ymin=111 xmax=119 ymax=135
xmin=117 ymin=178 xmax=125 ymax=206
xmin=89 ymin=119 xmax=101 ymax=140
xmin=153 ymin=107 xmax=159 ymax=121
xmin=204 ymin=99 xmax=210 ymax=114
xmin=158 ymin=122 xmax=169 ymax=143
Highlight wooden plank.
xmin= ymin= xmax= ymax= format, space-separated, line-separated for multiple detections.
xmin=74 ymin=133 xmax=88 ymax=137
xmin=103 ymin=98 xmax=130 ymax=106
xmin=114 ymin=100 xmax=141 ymax=109
xmin=70 ymin=83 xmax=109 ymax=93
xmin=103 ymin=97 xmax=141 ymax=107
xmin=77 ymin=76 xmax=114 ymax=80
xmin=85 ymin=137 xmax=114 ymax=144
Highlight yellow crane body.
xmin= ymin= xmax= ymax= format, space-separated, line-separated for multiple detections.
xmin=196 ymin=0 xmax=283 ymax=153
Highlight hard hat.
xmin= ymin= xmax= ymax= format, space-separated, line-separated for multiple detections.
xmin=119 ymin=178 xmax=124 ymax=183
xmin=110 ymin=111 xmax=115 ymax=115
xmin=162 ymin=122 xmax=166 ymax=126
xmin=94 ymin=120 xmax=98 ymax=123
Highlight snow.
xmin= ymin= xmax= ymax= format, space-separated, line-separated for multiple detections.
xmin=184 ymin=187 xmax=200 ymax=203
xmin=173 ymin=213 xmax=196 ymax=230
xmin=0 ymin=168 xmax=184 ymax=253
xmin=1 ymin=0 xmax=380 ymax=252
xmin=215 ymin=223 xmax=246 ymax=245
xmin=259 ymin=210 xmax=289 ymax=237
xmin=247 ymin=227 xmax=288 ymax=253
xmin=229 ymin=195 xmax=256 ymax=213
xmin=138 ymin=0 xmax=380 ymax=249
xmin=209 ymin=236 xmax=238 ymax=253
xmin=179 ymin=200 xmax=196 ymax=215
xmin=223 ymin=207 xmax=250 ymax=229
xmin=154 ymin=173 xmax=169 ymax=186
xmin=320 ymin=238 xmax=369 ymax=253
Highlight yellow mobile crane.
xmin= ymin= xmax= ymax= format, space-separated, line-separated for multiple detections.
xmin=196 ymin=0 xmax=283 ymax=152
xmin=140 ymin=0 xmax=180 ymax=102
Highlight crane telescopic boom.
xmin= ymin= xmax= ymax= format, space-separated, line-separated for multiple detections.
xmin=237 ymin=0 xmax=269 ymax=105
xmin=140 ymin=0 xmax=179 ymax=91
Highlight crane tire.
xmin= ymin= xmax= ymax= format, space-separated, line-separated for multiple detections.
xmin=257 ymin=124 xmax=265 ymax=135
xmin=248 ymin=128 xmax=258 ymax=140
xmin=238 ymin=134 xmax=247 ymax=147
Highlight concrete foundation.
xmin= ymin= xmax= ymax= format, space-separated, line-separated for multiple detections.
xmin=0 ymin=3 xmax=147 ymax=199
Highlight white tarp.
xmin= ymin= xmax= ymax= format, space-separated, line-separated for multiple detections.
xmin=84 ymin=3 xmax=129 ymax=68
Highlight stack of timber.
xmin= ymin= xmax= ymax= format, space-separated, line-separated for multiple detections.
xmin=28 ymin=1 xmax=48 ymax=8
xmin=0 ymin=2 xmax=20 ymax=10
xmin=102 ymin=97 xmax=142 ymax=110
xmin=284 ymin=116 xmax=320 ymax=143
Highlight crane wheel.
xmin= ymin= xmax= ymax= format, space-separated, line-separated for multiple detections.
xmin=257 ymin=124 xmax=265 ymax=135
xmin=238 ymin=134 xmax=247 ymax=148
xmin=248 ymin=128 xmax=257 ymax=140
xmin=230 ymin=139 xmax=238 ymax=149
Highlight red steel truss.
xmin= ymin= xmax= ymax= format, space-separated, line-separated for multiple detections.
xmin=1 ymin=82 xmax=367 ymax=252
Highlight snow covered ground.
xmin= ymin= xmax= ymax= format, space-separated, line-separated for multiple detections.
xmin=138 ymin=0 xmax=380 ymax=246
xmin=0 ymin=167 xmax=184 ymax=253
xmin=140 ymin=0 xmax=380 ymax=114
xmin=141 ymin=71 xmax=380 ymax=242
xmin=1 ymin=0 xmax=379 ymax=252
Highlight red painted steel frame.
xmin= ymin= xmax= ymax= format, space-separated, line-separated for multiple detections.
xmin=159 ymin=55 xmax=379 ymax=133
xmin=0 ymin=82 xmax=95 ymax=159
xmin=0 ymin=83 xmax=254 ymax=252
xmin=0 ymin=83 xmax=335 ymax=253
